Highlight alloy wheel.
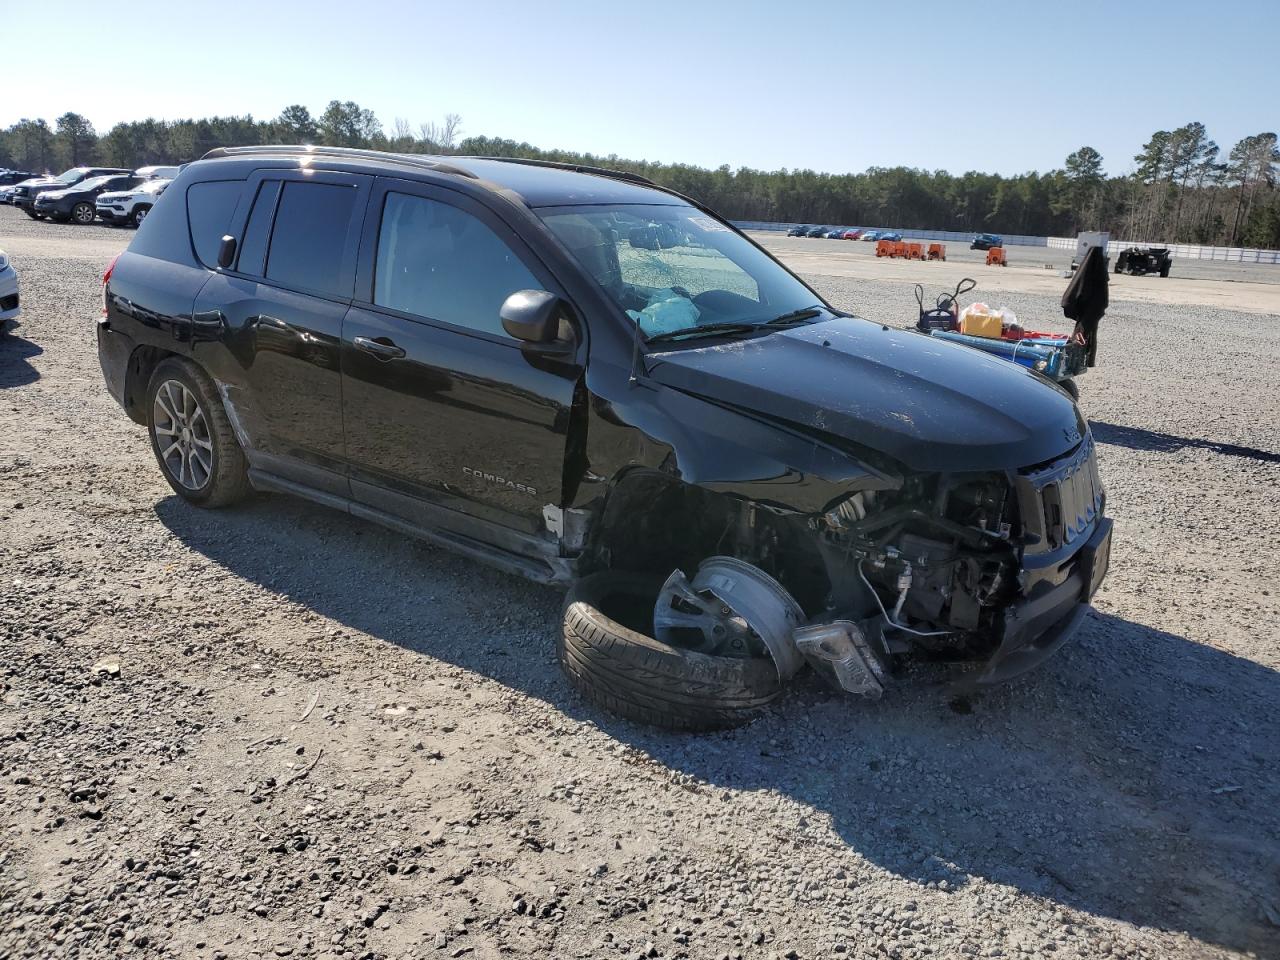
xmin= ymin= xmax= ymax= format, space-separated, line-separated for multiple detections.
xmin=152 ymin=379 xmax=214 ymax=490
xmin=74 ymin=203 xmax=95 ymax=224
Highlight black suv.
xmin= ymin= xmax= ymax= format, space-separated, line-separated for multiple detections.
xmin=34 ymin=173 xmax=143 ymax=224
xmin=97 ymin=146 xmax=1110 ymax=730
xmin=13 ymin=166 xmax=131 ymax=218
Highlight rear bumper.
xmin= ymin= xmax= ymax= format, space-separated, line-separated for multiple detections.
xmin=96 ymin=318 xmax=135 ymax=410
xmin=975 ymin=516 xmax=1113 ymax=684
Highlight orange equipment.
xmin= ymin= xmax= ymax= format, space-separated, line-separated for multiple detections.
xmin=927 ymin=243 xmax=946 ymax=261
xmin=875 ymin=239 xmax=895 ymax=258
xmin=905 ymin=242 xmax=925 ymax=260
xmin=892 ymin=240 xmax=908 ymax=258
xmin=986 ymin=247 xmax=1007 ymax=267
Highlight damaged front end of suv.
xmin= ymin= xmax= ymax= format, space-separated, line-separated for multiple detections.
xmin=567 ymin=311 xmax=1112 ymax=711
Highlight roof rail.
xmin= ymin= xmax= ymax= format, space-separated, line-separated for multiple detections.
xmin=198 ymin=145 xmax=478 ymax=179
xmin=461 ymin=155 xmax=655 ymax=187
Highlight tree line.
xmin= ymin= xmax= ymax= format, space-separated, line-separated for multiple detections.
xmin=3 ymin=104 xmax=1277 ymax=249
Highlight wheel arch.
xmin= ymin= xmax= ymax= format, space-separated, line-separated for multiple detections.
xmin=123 ymin=344 xmax=184 ymax=424
xmin=580 ymin=466 xmax=832 ymax=616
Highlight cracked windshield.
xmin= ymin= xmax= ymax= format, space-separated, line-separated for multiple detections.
xmin=538 ymin=203 xmax=821 ymax=338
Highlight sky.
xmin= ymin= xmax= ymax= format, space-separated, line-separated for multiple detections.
xmin=4 ymin=0 xmax=1276 ymax=177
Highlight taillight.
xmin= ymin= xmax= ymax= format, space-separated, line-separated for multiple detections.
xmin=102 ymin=253 xmax=120 ymax=317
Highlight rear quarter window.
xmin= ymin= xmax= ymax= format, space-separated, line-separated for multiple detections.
xmin=186 ymin=180 xmax=246 ymax=269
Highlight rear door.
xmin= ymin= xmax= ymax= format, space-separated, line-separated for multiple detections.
xmin=341 ymin=178 xmax=582 ymax=537
xmin=191 ymin=169 xmax=371 ymax=495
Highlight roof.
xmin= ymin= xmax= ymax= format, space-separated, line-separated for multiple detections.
xmin=198 ymin=145 xmax=686 ymax=208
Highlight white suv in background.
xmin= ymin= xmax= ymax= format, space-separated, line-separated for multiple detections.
xmin=96 ymin=177 xmax=172 ymax=227
xmin=0 ymin=249 xmax=19 ymax=327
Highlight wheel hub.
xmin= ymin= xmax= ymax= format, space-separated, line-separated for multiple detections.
xmin=654 ymin=556 xmax=806 ymax=678
xmin=152 ymin=379 xmax=213 ymax=490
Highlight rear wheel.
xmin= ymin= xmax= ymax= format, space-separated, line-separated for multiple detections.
xmin=146 ymin=358 xmax=250 ymax=508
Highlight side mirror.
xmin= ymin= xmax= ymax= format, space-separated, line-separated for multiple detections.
xmin=500 ymin=289 xmax=564 ymax=344
xmin=216 ymin=235 xmax=236 ymax=269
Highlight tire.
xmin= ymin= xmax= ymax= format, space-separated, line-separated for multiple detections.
xmin=1159 ymin=260 xmax=1170 ymax=278
xmin=131 ymin=204 xmax=151 ymax=227
xmin=71 ymin=202 xmax=96 ymax=225
xmin=559 ymin=573 xmax=783 ymax=731
xmin=1061 ymin=378 xmax=1079 ymax=400
xmin=146 ymin=357 xmax=250 ymax=508
xmin=24 ymin=210 xmax=42 ymax=220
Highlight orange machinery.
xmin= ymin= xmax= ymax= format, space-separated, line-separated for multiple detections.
xmin=986 ymin=247 xmax=1007 ymax=267
xmin=927 ymin=243 xmax=946 ymax=261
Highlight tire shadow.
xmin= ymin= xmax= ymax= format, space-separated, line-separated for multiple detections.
xmin=0 ymin=326 xmax=42 ymax=388
xmin=154 ymin=494 xmax=1280 ymax=957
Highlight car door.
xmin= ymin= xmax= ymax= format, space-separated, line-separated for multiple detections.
xmin=191 ymin=169 xmax=371 ymax=496
xmin=342 ymin=178 xmax=583 ymax=540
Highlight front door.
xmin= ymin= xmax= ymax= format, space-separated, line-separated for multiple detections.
xmin=341 ymin=178 xmax=582 ymax=539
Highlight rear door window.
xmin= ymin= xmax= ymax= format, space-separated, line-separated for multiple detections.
xmin=186 ymin=180 xmax=245 ymax=269
xmin=264 ymin=181 xmax=359 ymax=300
xmin=235 ymin=180 xmax=282 ymax=277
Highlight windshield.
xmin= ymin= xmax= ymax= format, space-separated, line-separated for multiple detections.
xmin=56 ymin=168 xmax=89 ymax=184
xmin=537 ymin=203 xmax=824 ymax=339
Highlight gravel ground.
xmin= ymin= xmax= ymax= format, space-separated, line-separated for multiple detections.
xmin=2 ymin=206 xmax=1279 ymax=960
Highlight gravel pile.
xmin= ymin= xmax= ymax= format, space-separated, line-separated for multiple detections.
xmin=1 ymin=208 xmax=1278 ymax=960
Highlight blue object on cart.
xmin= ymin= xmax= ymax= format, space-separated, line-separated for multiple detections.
xmin=928 ymin=330 xmax=1087 ymax=381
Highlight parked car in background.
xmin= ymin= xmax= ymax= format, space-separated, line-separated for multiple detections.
xmin=860 ymin=230 xmax=880 ymax=241
xmin=806 ymin=226 xmax=830 ymax=237
xmin=842 ymin=229 xmax=862 ymax=239
xmin=824 ymin=228 xmax=846 ymax=239
xmin=786 ymin=224 xmax=811 ymax=237
xmin=34 ymin=173 xmax=143 ymax=224
xmin=134 ymin=165 xmax=182 ymax=180
xmin=97 ymin=177 xmax=172 ymax=227
xmin=0 ymin=249 xmax=19 ymax=328
xmin=0 ymin=169 xmax=39 ymax=188
xmin=971 ymin=233 xmax=1003 ymax=250
xmin=878 ymin=231 xmax=902 ymax=242
xmin=12 ymin=167 xmax=131 ymax=218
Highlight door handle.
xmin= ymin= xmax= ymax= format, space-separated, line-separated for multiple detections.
xmin=353 ymin=336 xmax=406 ymax=360
xmin=257 ymin=314 xmax=292 ymax=331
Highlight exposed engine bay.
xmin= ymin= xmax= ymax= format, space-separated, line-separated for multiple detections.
xmin=646 ymin=438 xmax=1107 ymax=699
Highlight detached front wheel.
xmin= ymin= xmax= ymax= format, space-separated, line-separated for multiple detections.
xmin=147 ymin=357 xmax=250 ymax=507
xmin=559 ymin=573 xmax=782 ymax=731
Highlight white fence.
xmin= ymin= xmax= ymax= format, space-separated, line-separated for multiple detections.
xmin=1046 ymin=236 xmax=1280 ymax=265
xmin=735 ymin=220 xmax=1280 ymax=264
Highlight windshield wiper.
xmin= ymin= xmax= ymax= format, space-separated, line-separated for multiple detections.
xmin=763 ymin=306 xmax=825 ymax=326
xmin=645 ymin=321 xmax=762 ymax=344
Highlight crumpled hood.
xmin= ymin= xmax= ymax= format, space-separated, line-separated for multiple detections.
xmin=647 ymin=317 xmax=1087 ymax=472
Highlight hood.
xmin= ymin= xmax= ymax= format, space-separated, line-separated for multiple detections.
xmin=36 ymin=189 xmax=69 ymax=200
xmin=17 ymin=177 xmax=58 ymax=188
xmin=97 ymin=191 xmax=130 ymax=201
xmin=646 ymin=317 xmax=1087 ymax=473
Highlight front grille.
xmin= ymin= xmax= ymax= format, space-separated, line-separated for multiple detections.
xmin=1018 ymin=438 xmax=1104 ymax=550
